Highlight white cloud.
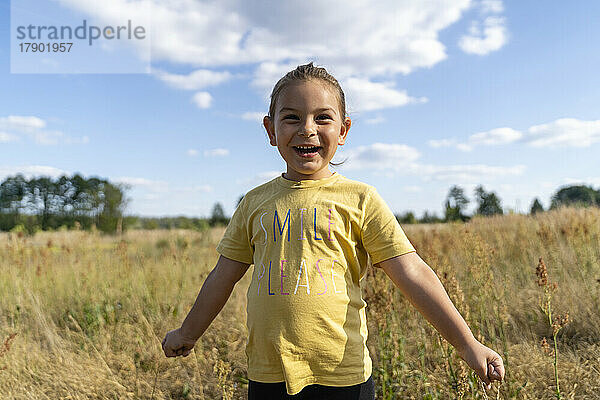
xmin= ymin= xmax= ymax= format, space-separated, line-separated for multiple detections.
xmin=468 ymin=127 xmax=522 ymax=146
xmin=337 ymin=142 xmax=525 ymax=183
xmin=58 ymin=0 xmax=477 ymax=112
xmin=187 ymin=149 xmax=198 ymax=157
xmin=459 ymin=16 xmax=507 ymax=55
xmin=0 ymin=115 xmax=46 ymax=132
xmin=192 ymin=92 xmax=213 ymax=109
xmin=456 ymin=143 xmax=474 ymax=152
xmin=154 ymin=68 xmax=232 ymax=90
xmin=563 ymin=176 xmax=600 ymax=187
xmin=337 ymin=142 xmax=421 ymax=170
xmin=404 ymin=186 xmax=423 ymax=193
xmin=480 ymin=0 xmax=503 ymax=14
xmin=344 ymin=78 xmax=427 ymax=113
xmin=0 ymin=115 xmax=87 ymax=146
xmin=527 ymin=118 xmax=600 ymax=148
xmin=0 ymin=132 xmax=19 ymax=143
xmin=204 ymin=148 xmax=230 ymax=157
xmin=113 ymin=177 xmax=169 ymax=189
xmin=365 ymin=115 xmax=386 ymax=125
xmin=417 ymin=163 xmax=525 ymax=182
xmin=242 ymin=112 xmax=266 ymax=123
xmin=444 ymin=118 xmax=600 ymax=150
xmin=0 ymin=165 xmax=69 ymax=181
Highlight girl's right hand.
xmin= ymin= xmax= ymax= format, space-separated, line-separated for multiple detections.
xmin=161 ymin=327 xmax=197 ymax=358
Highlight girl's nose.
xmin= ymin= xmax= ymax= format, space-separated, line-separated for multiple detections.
xmin=299 ymin=120 xmax=317 ymax=137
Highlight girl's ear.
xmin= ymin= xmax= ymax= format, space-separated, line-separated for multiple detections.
xmin=338 ymin=117 xmax=351 ymax=145
xmin=263 ymin=116 xmax=277 ymax=146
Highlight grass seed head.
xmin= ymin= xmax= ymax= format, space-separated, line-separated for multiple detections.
xmin=536 ymin=257 xmax=548 ymax=287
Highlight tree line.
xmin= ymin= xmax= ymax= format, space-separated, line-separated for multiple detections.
xmin=2 ymin=173 xmax=598 ymax=234
xmin=0 ymin=174 xmax=234 ymax=235
xmin=395 ymin=184 xmax=600 ymax=224
xmin=0 ymin=174 xmax=129 ymax=234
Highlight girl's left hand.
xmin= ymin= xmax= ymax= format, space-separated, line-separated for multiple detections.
xmin=457 ymin=339 xmax=505 ymax=390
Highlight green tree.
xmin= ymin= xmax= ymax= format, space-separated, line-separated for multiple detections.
xmin=444 ymin=185 xmax=469 ymax=222
xmin=530 ymin=198 xmax=544 ymax=215
xmin=550 ymin=185 xmax=600 ymax=209
xmin=419 ymin=211 xmax=443 ymax=224
xmin=474 ymin=185 xmax=503 ymax=216
xmin=209 ymin=202 xmax=228 ymax=226
xmin=29 ymin=176 xmax=59 ymax=230
xmin=97 ymin=181 xmax=129 ymax=234
xmin=396 ymin=211 xmax=416 ymax=224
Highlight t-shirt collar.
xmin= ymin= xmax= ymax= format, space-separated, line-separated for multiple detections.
xmin=275 ymin=172 xmax=342 ymax=189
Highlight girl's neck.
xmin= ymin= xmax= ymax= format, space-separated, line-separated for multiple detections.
xmin=283 ymin=169 xmax=334 ymax=182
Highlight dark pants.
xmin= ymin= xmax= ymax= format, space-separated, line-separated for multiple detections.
xmin=248 ymin=375 xmax=375 ymax=400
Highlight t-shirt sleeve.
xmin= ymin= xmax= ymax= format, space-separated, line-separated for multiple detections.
xmin=361 ymin=187 xmax=416 ymax=266
xmin=215 ymin=197 xmax=254 ymax=265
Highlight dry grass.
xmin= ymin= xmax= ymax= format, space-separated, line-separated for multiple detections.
xmin=1 ymin=206 xmax=599 ymax=399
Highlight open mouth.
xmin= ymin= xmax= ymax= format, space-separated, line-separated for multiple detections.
xmin=293 ymin=145 xmax=322 ymax=157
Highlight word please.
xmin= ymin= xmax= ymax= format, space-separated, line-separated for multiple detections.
xmin=257 ymin=207 xmax=337 ymax=243
xmin=255 ymin=259 xmax=345 ymax=296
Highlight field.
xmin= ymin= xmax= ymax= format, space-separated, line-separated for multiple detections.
xmin=1 ymin=207 xmax=599 ymax=399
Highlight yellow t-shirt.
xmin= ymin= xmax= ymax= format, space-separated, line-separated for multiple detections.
xmin=215 ymin=172 xmax=415 ymax=395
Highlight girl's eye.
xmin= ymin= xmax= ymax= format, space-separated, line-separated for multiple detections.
xmin=283 ymin=114 xmax=299 ymax=120
xmin=317 ymin=114 xmax=332 ymax=120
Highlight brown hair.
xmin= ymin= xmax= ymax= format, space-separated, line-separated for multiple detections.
xmin=267 ymin=62 xmax=347 ymax=120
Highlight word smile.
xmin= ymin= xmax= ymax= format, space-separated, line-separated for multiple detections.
xmin=257 ymin=207 xmax=337 ymax=243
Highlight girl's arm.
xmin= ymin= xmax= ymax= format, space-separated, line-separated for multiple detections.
xmin=162 ymin=255 xmax=250 ymax=357
xmin=375 ymin=251 xmax=504 ymax=389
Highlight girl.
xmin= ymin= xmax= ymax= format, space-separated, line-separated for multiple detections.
xmin=162 ymin=63 xmax=505 ymax=399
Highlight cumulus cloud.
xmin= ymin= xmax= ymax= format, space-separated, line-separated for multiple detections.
xmin=459 ymin=1 xmax=507 ymax=55
xmin=0 ymin=132 xmax=19 ymax=143
xmin=480 ymin=0 xmax=504 ymax=13
xmin=365 ymin=115 xmax=386 ymax=125
xmin=0 ymin=165 xmax=69 ymax=181
xmin=468 ymin=127 xmax=522 ymax=145
xmin=454 ymin=127 xmax=522 ymax=151
xmin=432 ymin=118 xmax=600 ymax=151
xmin=0 ymin=115 xmax=88 ymax=145
xmin=336 ymin=142 xmax=525 ymax=182
xmin=336 ymin=143 xmax=421 ymax=171
xmin=527 ymin=118 xmax=600 ymax=148
xmin=57 ymin=0 xmax=481 ymax=112
xmin=417 ymin=163 xmax=525 ymax=182
xmin=242 ymin=112 xmax=266 ymax=122
xmin=153 ymin=68 xmax=232 ymax=90
xmin=0 ymin=116 xmax=46 ymax=131
xmin=192 ymin=92 xmax=213 ymax=109
xmin=459 ymin=16 xmax=507 ymax=55
xmin=204 ymin=148 xmax=230 ymax=157
xmin=113 ymin=176 xmax=211 ymax=193
xmin=344 ymin=78 xmax=427 ymax=113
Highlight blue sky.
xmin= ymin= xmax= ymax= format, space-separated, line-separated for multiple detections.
xmin=1 ymin=1 xmax=599 ymax=218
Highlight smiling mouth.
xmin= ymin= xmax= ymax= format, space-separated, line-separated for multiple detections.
xmin=293 ymin=145 xmax=322 ymax=157
xmin=293 ymin=145 xmax=321 ymax=154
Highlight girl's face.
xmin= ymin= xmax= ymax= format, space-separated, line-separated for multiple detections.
xmin=263 ymin=80 xmax=351 ymax=181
